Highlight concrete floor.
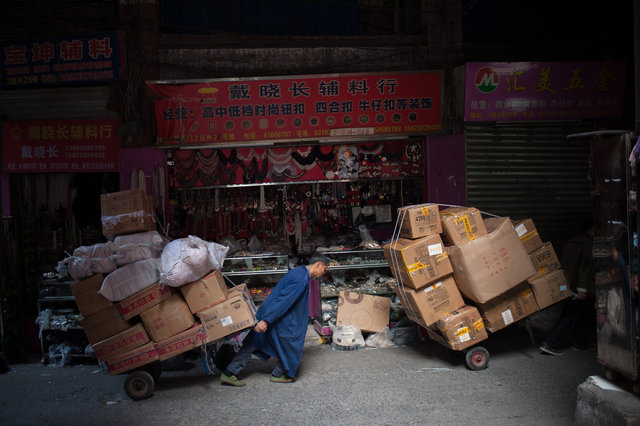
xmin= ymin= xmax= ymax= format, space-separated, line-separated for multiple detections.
xmin=0 ymin=324 xmax=616 ymax=426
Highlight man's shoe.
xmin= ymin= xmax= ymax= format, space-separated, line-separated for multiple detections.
xmin=270 ymin=374 xmax=296 ymax=383
xmin=540 ymin=342 xmax=563 ymax=356
xmin=220 ymin=373 xmax=246 ymax=387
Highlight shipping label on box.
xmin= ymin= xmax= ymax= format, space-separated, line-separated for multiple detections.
xmin=117 ymin=281 xmax=172 ymax=320
xmin=71 ymin=274 xmax=112 ymax=317
xmin=394 ymin=275 xmax=464 ymax=327
xmin=446 ymin=217 xmax=536 ymax=304
xmin=477 ymin=283 xmax=539 ymax=332
xmin=181 ymin=269 xmax=229 ymax=314
xmin=92 ymin=323 xmax=150 ymax=361
xmin=80 ymin=304 xmax=130 ymax=344
xmin=513 ymin=218 xmax=544 ymax=253
xmin=336 ymin=291 xmax=391 ymax=333
xmin=398 ymin=204 xmax=442 ymax=239
xmin=154 ymin=324 xmax=205 ymax=361
xmin=197 ymin=290 xmax=257 ymax=343
xmin=529 ymin=269 xmax=572 ymax=310
xmin=384 ymin=234 xmax=453 ymax=289
xmin=529 ymin=242 xmax=561 ymax=275
xmin=140 ymin=294 xmax=195 ymax=342
xmin=435 ymin=305 xmax=488 ymax=351
xmin=104 ymin=341 xmax=159 ymax=376
xmin=440 ymin=207 xmax=487 ymax=246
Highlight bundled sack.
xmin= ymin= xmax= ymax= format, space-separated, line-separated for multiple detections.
xmin=60 ymin=242 xmax=117 ymax=281
xmin=110 ymin=243 xmax=163 ymax=267
xmin=99 ymin=258 xmax=161 ymax=301
xmin=159 ymin=235 xmax=229 ymax=287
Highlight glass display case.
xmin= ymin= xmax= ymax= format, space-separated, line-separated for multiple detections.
xmin=36 ymin=279 xmax=88 ymax=364
xmin=221 ymin=253 xmax=289 ymax=302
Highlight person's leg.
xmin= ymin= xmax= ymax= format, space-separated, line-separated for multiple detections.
xmin=220 ymin=344 xmax=255 ymax=386
xmin=543 ymin=299 xmax=580 ymax=352
xmin=224 ymin=343 xmax=255 ymax=376
xmin=573 ymin=297 xmax=596 ymax=348
xmin=271 ymin=360 xmax=284 ymax=377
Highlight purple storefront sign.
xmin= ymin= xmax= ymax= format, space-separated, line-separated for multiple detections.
xmin=464 ymin=62 xmax=626 ymax=122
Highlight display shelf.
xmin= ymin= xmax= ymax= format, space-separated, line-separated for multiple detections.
xmin=222 ymin=253 xmax=289 ymax=302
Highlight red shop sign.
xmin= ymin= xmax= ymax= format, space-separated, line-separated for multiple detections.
xmin=147 ymin=71 xmax=442 ymax=146
xmin=2 ymin=119 xmax=120 ymax=173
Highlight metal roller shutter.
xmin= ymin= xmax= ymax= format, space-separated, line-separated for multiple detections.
xmin=465 ymin=122 xmax=595 ymax=248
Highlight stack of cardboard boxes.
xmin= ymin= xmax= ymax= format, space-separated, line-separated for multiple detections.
xmin=71 ymin=189 xmax=257 ymax=375
xmin=384 ymin=204 xmax=572 ymax=350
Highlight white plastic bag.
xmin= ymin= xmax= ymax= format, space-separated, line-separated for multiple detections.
xmin=159 ymin=235 xmax=229 ymax=287
xmin=113 ymin=230 xmax=168 ymax=250
xmin=110 ymin=243 xmax=162 ymax=267
xmin=99 ymin=258 xmax=161 ymax=301
xmin=365 ymin=326 xmax=395 ymax=348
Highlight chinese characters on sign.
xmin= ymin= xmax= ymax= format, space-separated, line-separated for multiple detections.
xmin=464 ymin=62 xmax=626 ymax=121
xmin=147 ymin=72 xmax=442 ymax=146
xmin=2 ymin=119 xmax=120 ymax=173
xmin=1 ymin=32 xmax=125 ymax=88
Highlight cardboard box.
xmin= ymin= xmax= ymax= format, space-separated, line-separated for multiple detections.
xmin=477 ymin=283 xmax=539 ymax=333
xmin=80 ymin=304 xmax=130 ymax=344
xmin=117 ymin=281 xmax=172 ymax=320
xmin=398 ymin=204 xmax=442 ymax=239
xmin=104 ymin=341 xmax=159 ymax=376
xmin=154 ymin=324 xmax=206 ymax=361
xmin=197 ymin=288 xmax=257 ymax=343
xmin=100 ymin=189 xmax=155 ymax=238
xmin=393 ymin=275 xmax=465 ymax=327
xmin=513 ymin=218 xmax=544 ymax=253
xmin=336 ymin=291 xmax=391 ymax=333
xmin=140 ymin=294 xmax=196 ymax=342
xmin=383 ymin=234 xmax=453 ymax=289
xmin=433 ymin=305 xmax=488 ymax=351
xmin=181 ymin=269 xmax=229 ymax=314
xmin=92 ymin=323 xmax=150 ymax=361
xmin=529 ymin=242 xmax=561 ymax=275
xmin=446 ymin=217 xmax=536 ymax=304
xmin=529 ymin=269 xmax=572 ymax=310
xmin=440 ymin=206 xmax=487 ymax=245
xmin=71 ymin=274 xmax=112 ymax=317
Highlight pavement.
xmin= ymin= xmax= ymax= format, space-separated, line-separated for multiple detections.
xmin=0 ymin=323 xmax=638 ymax=426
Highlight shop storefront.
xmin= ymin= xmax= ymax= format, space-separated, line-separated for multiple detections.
xmin=462 ymin=61 xmax=628 ymax=248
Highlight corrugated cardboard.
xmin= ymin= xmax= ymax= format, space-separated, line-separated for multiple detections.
xmin=92 ymin=323 xmax=150 ymax=361
xmin=140 ymin=294 xmax=195 ymax=342
xmin=181 ymin=269 xmax=229 ymax=314
xmin=476 ymin=283 xmax=539 ymax=332
xmin=71 ymin=274 xmax=113 ymax=317
xmin=104 ymin=341 xmax=159 ymax=376
xmin=197 ymin=287 xmax=257 ymax=343
xmin=154 ymin=324 xmax=205 ymax=361
xmin=100 ymin=189 xmax=155 ymax=238
xmin=336 ymin=291 xmax=391 ymax=333
xmin=383 ymin=234 xmax=453 ymax=289
xmin=393 ymin=275 xmax=465 ymax=327
xmin=513 ymin=218 xmax=544 ymax=253
xmin=433 ymin=305 xmax=488 ymax=351
xmin=529 ymin=269 xmax=572 ymax=310
xmin=446 ymin=217 xmax=536 ymax=304
xmin=398 ymin=204 xmax=442 ymax=239
xmin=80 ymin=304 xmax=130 ymax=344
xmin=440 ymin=206 xmax=487 ymax=245
xmin=529 ymin=242 xmax=561 ymax=275
xmin=117 ymin=281 xmax=172 ymax=320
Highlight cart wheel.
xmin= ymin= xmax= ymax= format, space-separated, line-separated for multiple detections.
xmin=124 ymin=370 xmax=155 ymax=401
xmin=144 ymin=361 xmax=162 ymax=382
xmin=465 ymin=346 xmax=489 ymax=370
